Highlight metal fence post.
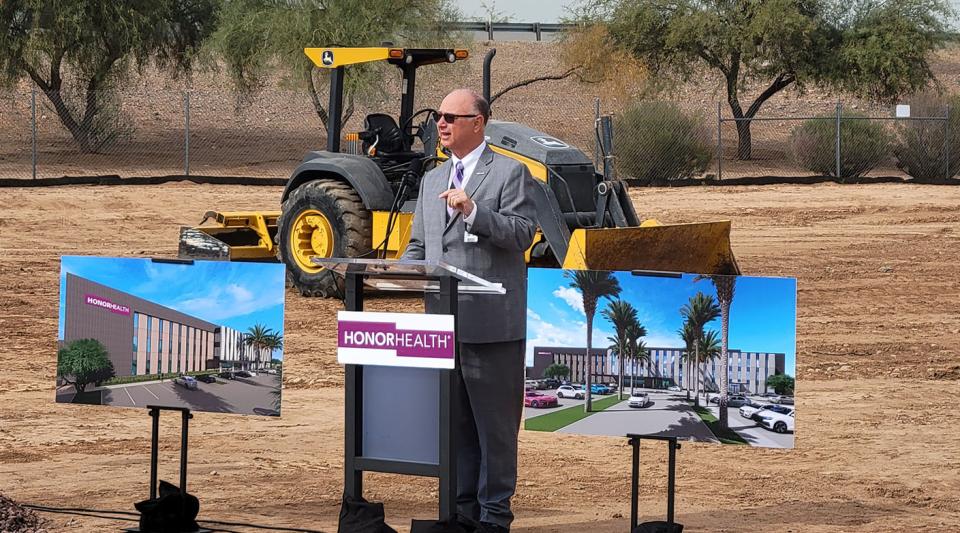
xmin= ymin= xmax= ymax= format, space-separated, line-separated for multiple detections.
xmin=717 ymin=102 xmax=722 ymax=181
xmin=600 ymin=115 xmax=614 ymax=181
xmin=31 ymin=85 xmax=37 ymax=180
xmin=945 ymin=106 xmax=952 ymax=181
xmin=835 ymin=101 xmax=842 ymax=180
xmin=184 ymin=91 xmax=190 ymax=178
xmin=594 ymin=97 xmax=601 ymax=169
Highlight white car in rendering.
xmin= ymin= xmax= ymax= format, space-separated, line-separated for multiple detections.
xmin=173 ymin=375 xmax=198 ymax=390
xmin=739 ymin=403 xmax=773 ymax=420
xmin=758 ymin=408 xmax=795 ymax=433
xmin=628 ymin=393 xmax=650 ymax=408
xmin=667 ymin=385 xmax=681 ymax=392
xmin=556 ymin=385 xmax=585 ymax=400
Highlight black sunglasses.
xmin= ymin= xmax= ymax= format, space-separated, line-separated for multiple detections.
xmin=431 ymin=111 xmax=480 ymax=123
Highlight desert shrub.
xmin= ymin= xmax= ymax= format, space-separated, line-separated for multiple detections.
xmin=790 ymin=113 xmax=890 ymax=181
xmin=894 ymin=92 xmax=960 ymax=182
xmin=613 ymin=101 xmax=713 ymax=183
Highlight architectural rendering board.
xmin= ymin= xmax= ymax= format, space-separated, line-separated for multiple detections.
xmin=56 ymin=256 xmax=285 ymax=416
xmin=523 ymin=268 xmax=797 ymax=449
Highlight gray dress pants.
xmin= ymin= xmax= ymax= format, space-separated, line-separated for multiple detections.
xmin=455 ymin=339 xmax=526 ymax=529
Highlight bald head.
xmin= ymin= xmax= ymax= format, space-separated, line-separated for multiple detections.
xmin=437 ymin=89 xmax=490 ymax=158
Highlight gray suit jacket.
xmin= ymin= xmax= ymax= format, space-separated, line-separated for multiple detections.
xmin=401 ymin=146 xmax=537 ymax=343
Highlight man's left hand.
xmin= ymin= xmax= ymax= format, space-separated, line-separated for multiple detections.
xmin=439 ymin=188 xmax=474 ymax=216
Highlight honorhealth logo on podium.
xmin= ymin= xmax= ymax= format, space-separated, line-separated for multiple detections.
xmin=337 ymin=311 xmax=456 ymax=369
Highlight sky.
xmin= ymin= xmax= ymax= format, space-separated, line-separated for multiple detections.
xmin=454 ymin=0 xmax=581 ymax=22
xmin=526 ymin=269 xmax=797 ymax=377
xmin=453 ymin=0 xmax=960 ymax=28
xmin=59 ymin=256 xmax=286 ymax=359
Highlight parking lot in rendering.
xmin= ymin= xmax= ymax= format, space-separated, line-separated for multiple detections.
xmin=91 ymin=373 xmax=281 ymax=416
xmin=524 ymin=386 xmax=794 ymax=448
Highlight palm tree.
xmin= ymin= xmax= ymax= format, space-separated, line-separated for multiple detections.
xmin=627 ymin=327 xmax=649 ymax=395
xmin=264 ymin=332 xmax=283 ymax=369
xmin=677 ymin=320 xmax=697 ymax=400
xmin=679 ymin=292 xmax=720 ymax=407
xmin=244 ymin=324 xmax=274 ymax=370
xmin=696 ymin=329 xmax=722 ymax=405
xmin=695 ymin=273 xmax=737 ymax=428
xmin=564 ymin=270 xmax=621 ymax=412
xmin=601 ymin=299 xmax=639 ymax=400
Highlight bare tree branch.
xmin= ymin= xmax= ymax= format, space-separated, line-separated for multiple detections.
xmin=490 ymin=66 xmax=583 ymax=105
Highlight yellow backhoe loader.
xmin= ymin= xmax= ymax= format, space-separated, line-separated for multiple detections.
xmin=178 ymin=46 xmax=739 ymax=296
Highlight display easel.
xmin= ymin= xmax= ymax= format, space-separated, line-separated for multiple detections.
xmin=124 ymin=405 xmax=209 ymax=533
xmin=627 ymin=434 xmax=683 ymax=533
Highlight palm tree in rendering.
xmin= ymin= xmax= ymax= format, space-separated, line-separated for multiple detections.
xmin=564 ymin=270 xmax=621 ymax=412
xmin=695 ymin=273 xmax=737 ymax=428
xmin=626 ymin=323 xmax=649 ymax=395
xmin=679 ymin=292 xmax=720 ymax=407
xmin=264 ymin=332 xmax=283 ymax=369
xmin=677 ymin=320 xmax=698 ymax=400
xmin=697 ymin=329 xmax=722 ymax=404
xmin=244 ymin=324 xmax=274 ymax=370
xmin=602 ymin=299 xmax=639 ymax=400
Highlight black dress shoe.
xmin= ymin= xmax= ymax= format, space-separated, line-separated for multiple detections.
xmin=478 ymin=522 xmax=509 ymax=533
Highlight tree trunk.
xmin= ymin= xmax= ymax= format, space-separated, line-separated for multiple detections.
xmin=735 ymin=119 xmax=752 ymax=160
xmin=693 ymin=344 xmax=701 ymax=406
xmin=719 ymin=299 xmax=731 ymax=430
xmin=618 ymin=342 xmax=624 ymax=400
xmin=585 ymin=314 xmax=593 ymax=413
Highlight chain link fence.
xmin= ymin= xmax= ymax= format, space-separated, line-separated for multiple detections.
xmin=0 ymin=81 xmax=599 ymax=180
xmin=2 ymin=74 xmax=956 ymax=183
xmin=609 ymin=100 xmax=958 ymax=183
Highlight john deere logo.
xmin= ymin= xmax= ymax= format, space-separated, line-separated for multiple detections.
xmin=531 ymin=136 xmax=568 ymax=149
xmin=321 ymin=50 xmax=334 ymax=66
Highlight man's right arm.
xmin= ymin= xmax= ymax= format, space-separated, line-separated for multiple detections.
xmin=400 ymin=170 xmax=427 ymax=260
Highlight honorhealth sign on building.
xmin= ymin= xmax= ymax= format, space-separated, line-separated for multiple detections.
xmin=84 ymin=293 xmax=131 ymax=316
xmin=337 ymin=311 xmax=456 ymax=369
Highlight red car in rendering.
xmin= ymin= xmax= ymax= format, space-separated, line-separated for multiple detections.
xmin=524 ymin=391 xmax=558 ymax=408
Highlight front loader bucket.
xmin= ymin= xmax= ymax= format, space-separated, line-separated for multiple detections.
xmin=178 ymin=211 xmax=281 ymax=261
xmin=561 ymin=221 xmax=739 ymax=275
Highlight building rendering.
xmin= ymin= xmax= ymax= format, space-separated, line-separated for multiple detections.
xmin=63 ymin=273 xmax=219 ymax=377
xmin=531 ymin=345 xmax=786 ymax=395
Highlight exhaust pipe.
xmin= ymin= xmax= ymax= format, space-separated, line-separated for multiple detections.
xmin=483 ymin=48 xmax=496 ymax=105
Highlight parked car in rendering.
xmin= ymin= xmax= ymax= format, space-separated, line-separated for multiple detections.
xmin=524 ymin=391 xmax=559 ymax=408
xmin=628 ymin=393 xmax=650 ymax=408
xmin=710 ymin=394 xmax=751 ymax=407
xmin=219 ymin=371 xmax=236 ymax=380
xmin=557 ymin=385 xmax=585 ymax=400
xmin=235 ymin=371 xmax=252 ymax=378
xmin=778 ymin=396 xmax=794 ymax=405
xmin=196 ymin=374 xmax=216 ymax=384
xmin=173 ymin=375 xmax=197 ymax=390
xmin=542 ymin=378 xmax=560 ymax=389
xmin=739 ymin=403 xmax=773 ymax=420
xmin=590 ymin=383 xmax=611 ymax=395
xmin=667 ymin=385 xmax=681 ymax=392
xmin=758 ymin=408 xmax=795 ymax=433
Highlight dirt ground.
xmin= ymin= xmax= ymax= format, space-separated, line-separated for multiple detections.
xmin=1 ymin=182 xmax=959 ymax=532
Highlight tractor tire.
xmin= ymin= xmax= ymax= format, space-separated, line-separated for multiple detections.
xmin=277 ymin=178 xmax=371 ymax=297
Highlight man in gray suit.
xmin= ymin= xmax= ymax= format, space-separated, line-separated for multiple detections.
xmin=401 ymin=88 xmax=536 ymax=533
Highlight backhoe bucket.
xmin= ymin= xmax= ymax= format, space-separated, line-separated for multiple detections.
xmin=561 ymin=221 xmax=739 ymax=275
xmin=178 ymin=211 xmax=281 ymax=261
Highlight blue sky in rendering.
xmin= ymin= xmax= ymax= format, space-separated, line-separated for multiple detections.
xmin=59 ymin=256 xmax=285 ymax=359
xmin=526 ymin=268 xmax=796 ymax=376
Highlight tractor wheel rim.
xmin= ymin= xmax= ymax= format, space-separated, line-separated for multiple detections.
xmin=290 ymin=209 xmax=334 ymax=273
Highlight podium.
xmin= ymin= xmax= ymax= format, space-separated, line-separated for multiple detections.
xmin=315 ymin=258 xmax=505 ymax=524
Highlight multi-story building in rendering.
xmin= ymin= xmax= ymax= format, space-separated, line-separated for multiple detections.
xmin=531 ymin=345 xmax=786 ymax=395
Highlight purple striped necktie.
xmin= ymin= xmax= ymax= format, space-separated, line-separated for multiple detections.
xmin=448 ymin=161 xmax=464 ymax=218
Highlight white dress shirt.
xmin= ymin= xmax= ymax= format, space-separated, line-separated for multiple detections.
xmin=447 ymin=141 xmax=487 ymax=227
